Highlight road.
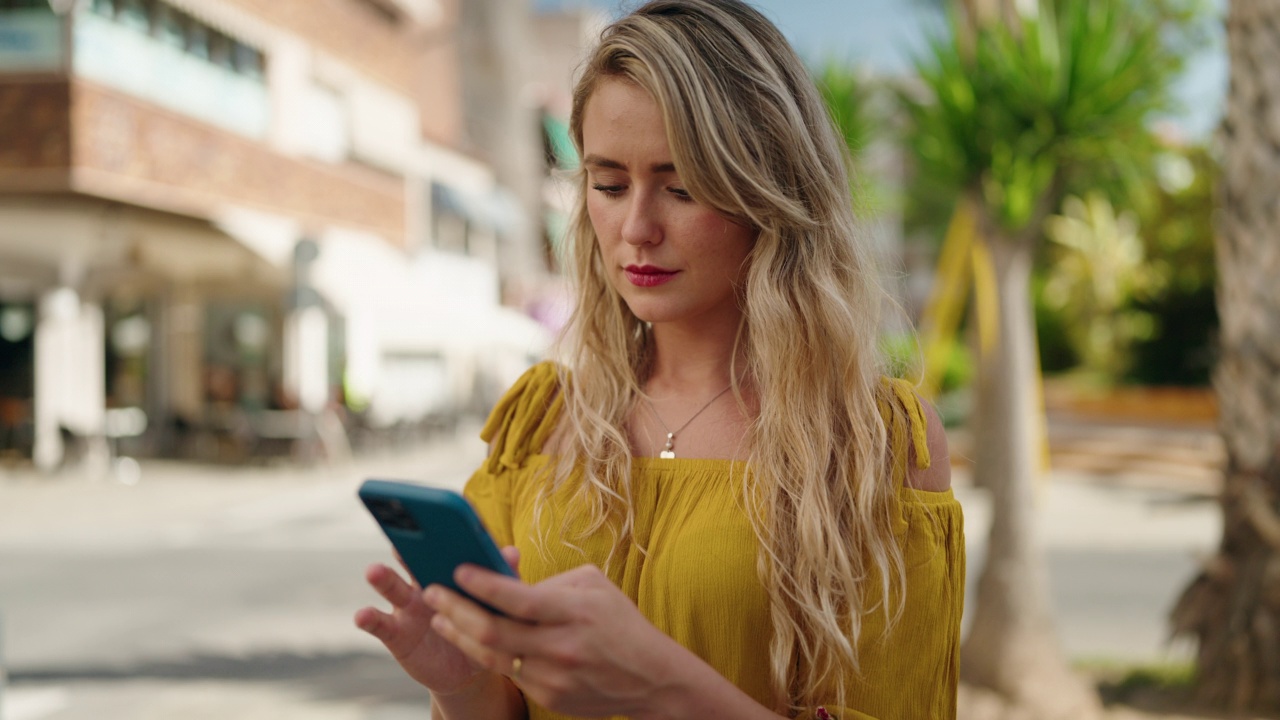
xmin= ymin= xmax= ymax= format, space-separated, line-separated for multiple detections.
xmin=0 ymin=424 xmax=1220 ymax=719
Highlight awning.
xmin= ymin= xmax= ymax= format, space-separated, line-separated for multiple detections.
xmin=310 ymin=228 xmax=549 ymax=355
xmin=430 ymin=182 xmax=526 ymax=235
xmin=543 ymin=114 xmax=579 ymax=170
xmin=212 ymin=205 xmax=300 ymax=269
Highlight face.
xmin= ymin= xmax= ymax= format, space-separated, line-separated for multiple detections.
xmin=581 ymin=78 xmax=755 ymax=330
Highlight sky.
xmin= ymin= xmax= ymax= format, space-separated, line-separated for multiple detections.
xmin=532 ymin=0 xmax=1228 ymax=140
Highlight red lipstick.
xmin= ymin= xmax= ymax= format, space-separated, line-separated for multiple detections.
xmin=624 ymin=264 xmax=678 ymax=287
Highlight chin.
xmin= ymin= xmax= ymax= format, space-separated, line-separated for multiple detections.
xmin=621 ymin=299 xmax=678 ymax=325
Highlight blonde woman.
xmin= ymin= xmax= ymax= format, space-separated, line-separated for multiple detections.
xmin=355 ymin=0 xmax=964 ymax=717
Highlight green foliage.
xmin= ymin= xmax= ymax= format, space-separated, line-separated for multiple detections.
xmin=1032 ymin=272 xmax=1079 ymax=373
xmin=814 ymin=60 xmax=887 ymax=216
xmin=817 ymin=61 xmax=874 ymax=160
xmin=1077 ymin=658 xmax=1197 ymax=707
xmin=881 ymin=332 xmax=973 ymax=395
xmin=1033 ymin=144 xmax=1220 ymax=385
xmin=1124 ymin=145 xmax=1219 ymax=386
xmin=900 ymin=0 xmax=1184 ymax=236
xmin=1041 ymin=192 xmax=1161 ymax=379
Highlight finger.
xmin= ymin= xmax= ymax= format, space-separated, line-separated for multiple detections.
xmin=500 ymin=545 xmax=521 ymax=578
xmin=534 ymin=563 xmax=607 ymax=593
xmin=355 ymin=604 xmax=429 ymax=660
xmin=427 ymin=589 xmax=528 ymax=675
xmin=353 ymin=606 xmax=397 ymax=643
xmin=365 ymin=562 xmax=420 ymax=609
xmin=455 ymin=564 xmax=575 ymax=625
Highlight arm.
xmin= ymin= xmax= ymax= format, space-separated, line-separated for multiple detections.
xmin=429 ymin=672 xmax=526 ymax=720
xmin=904 ymin=395 xmax=952 ymax=492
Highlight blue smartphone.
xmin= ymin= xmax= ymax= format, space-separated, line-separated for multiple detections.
xmin=358 ymin=479 xmax=517 ymax=615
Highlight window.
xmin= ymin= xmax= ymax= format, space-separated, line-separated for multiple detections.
xmin=79 ymin=0 xmax=268 ymax=83
xmin=208 ymin=30 xmax=233 ymax=70
xmin=0 ymin=0 xmax=52 ymax=10
xmin=116 ymin=0 xmax=151 ymax=32
xmin=232 ymin=41 xmax=263 ymax=81
xmin=153 ymin=3 xmax=185 ymax=48
xmin=184 ymin=21 xmax=208 ymax=60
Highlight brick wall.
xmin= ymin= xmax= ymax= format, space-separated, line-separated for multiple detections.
xmin=416 ymin=0 xmax=463 ymax=146
xmin=0 ymin=80 xmax=71 ymax=173
xmin=70 ymin=81 xmax=406 ymax=242
xmin=224 ymin=0 xmax=419 ymax=97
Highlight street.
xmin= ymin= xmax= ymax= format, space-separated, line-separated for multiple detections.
xmin=0 ymin=424 xmax=1220 ymax=719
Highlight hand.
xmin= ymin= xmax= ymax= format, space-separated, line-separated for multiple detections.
xmin=354 ymin=546 xmax=523 ymax=698
xmin=425 ymin=562 xmax=683 ymax=719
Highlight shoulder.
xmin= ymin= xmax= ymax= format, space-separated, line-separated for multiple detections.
xmin=479 ymin=361 xmax=567 ymax=469
xmin=904 ymin=394 xmax=951 ymax=492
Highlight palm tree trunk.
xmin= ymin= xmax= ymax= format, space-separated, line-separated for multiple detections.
xmin=960 ymin=220 xmax=1101 ymax=718
xmin=1170 ymin=1 xmax=1280 ymax=712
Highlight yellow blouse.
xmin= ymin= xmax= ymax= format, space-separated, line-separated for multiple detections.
xmin=464 ymin=362 xmax=965 ymax=720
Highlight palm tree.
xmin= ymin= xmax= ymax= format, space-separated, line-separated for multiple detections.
xmin=900 ymin=3 xmax=1180 ymax=716
xmin=1169 ymin=1 xmax=1280 ymax=712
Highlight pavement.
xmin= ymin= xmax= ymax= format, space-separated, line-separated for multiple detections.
xmin=0 ymin=415 xmax=1225 ymax=719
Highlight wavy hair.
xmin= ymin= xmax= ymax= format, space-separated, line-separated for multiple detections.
xmin=547 ymin=0 xmax=908 ymax=712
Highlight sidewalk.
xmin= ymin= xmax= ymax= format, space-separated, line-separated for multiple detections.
xmin=0 ymin=425 xmax=491 ymax=720
xmin=0 ymin=424 xmax=489 ymax=550
xmin=0 ymin=417 xmax=1224 ymax=719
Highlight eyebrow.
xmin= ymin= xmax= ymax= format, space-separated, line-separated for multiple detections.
xmin=583 ymin=155 xmax=677 ymax=174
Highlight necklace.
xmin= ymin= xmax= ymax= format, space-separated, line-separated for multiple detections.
xmin=644 ymin=383 xmax=733 ymax=459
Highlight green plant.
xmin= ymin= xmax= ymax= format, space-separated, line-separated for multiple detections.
xmin=880 ymin=332 xmax=973 ymax=395
xmin=897 ymin=1 xmax=1190 ymax=710
xmin=814 ymin=60 xmax=887 ymax=215
xmin=1041 ymin=192 xmax=1161 ymax=380
xmin=1125 ymin=144 xmax=1219 ymax=386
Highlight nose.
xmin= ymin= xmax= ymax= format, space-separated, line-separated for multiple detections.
xmin=620 ymin=192 xmax=661 ymax=247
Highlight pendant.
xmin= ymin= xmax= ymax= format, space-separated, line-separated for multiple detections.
xmin=660 ymin=433 xmax=676 ymax=459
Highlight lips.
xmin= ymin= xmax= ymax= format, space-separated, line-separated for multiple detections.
xmin=624 ymin=264 xmax=678 ymax=287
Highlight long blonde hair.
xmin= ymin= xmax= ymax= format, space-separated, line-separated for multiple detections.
xmin=550 ymin=0 xmax=907 ymax=712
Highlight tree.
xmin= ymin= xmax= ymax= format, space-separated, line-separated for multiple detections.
xmin=1169 ymin=1 xmax=1280 ymax=712
xmin=900 ymin=3 xmax=1181 ymax=716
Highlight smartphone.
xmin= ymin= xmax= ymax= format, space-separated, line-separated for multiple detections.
xmin=358 ymin=479 xmax=517 ymax=615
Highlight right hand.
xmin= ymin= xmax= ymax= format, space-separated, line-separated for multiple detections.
xmin=354 ymin=546 xmax=522 ymax=696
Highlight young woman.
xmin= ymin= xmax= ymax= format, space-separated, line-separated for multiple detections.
xmin=354 ymin=1 xmax=964 ymax=718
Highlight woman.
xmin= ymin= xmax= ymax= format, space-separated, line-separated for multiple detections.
xmin=355 ymin=1 xmax=964 ymax=718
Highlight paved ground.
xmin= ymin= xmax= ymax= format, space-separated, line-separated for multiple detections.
xmin=0 ymin=416 xmax=1224 ymax=719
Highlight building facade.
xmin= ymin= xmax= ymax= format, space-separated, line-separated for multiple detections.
xmin=0 ymin=0 xmax=549 ymax=470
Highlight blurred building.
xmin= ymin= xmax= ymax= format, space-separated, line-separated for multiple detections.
xmin=0 ymin=0 xmax=550 ymax=470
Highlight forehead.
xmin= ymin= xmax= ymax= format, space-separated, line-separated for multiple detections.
xmin=581 ymin=78 xmax=671 ymax=158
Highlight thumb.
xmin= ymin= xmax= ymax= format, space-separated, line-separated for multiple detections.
xmin=500 ymin=545 xmax=521 ymax=579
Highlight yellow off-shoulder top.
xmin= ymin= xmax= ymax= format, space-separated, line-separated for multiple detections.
xmin=463 ymin=362 xmax=965 ymax=720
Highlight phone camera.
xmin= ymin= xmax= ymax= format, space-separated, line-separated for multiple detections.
xmin=366 ymin=497 xmax=421 ymax=532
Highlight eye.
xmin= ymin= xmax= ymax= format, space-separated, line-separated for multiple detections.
xmin=591 ymin=183 xmax=625 ymax=198
xmin=668 ymin=187 xmax=693 ymax=202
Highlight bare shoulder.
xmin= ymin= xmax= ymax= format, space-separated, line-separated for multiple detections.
xmin=539 ymin=411 xmax=573 ymax=456
xmin=904 ymin=394 xmax=952 ymax=492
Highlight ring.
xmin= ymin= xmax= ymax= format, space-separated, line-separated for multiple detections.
xmin=510 ymin=655 xmax=523 ymax=679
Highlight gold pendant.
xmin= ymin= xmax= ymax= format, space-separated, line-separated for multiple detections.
xmin=660 ymin=433 xmax=676 ymax=459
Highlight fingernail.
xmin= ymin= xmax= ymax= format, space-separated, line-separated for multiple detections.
xmin=423 ymin=587 xmax=439 ymax=605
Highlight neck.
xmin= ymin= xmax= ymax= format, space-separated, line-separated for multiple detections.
xmin=646 ymin=316 xmax=745 ymax=394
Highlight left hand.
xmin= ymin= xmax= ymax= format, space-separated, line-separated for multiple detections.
xmin=424 ymin=562 xmax=681 ymax=718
